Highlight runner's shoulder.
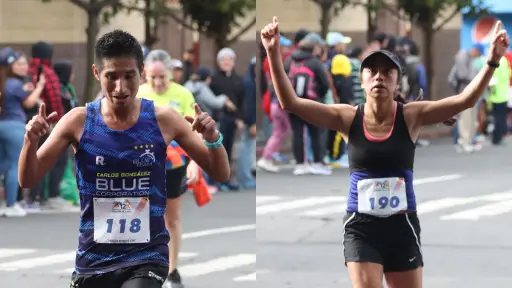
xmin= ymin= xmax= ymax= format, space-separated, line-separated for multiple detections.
xmin=334 ymin=103 xmax=357 ymax=120
xmin=154 ymin=104 xmax=182 ymax=124
xmin=154 ymin=105 xmax=187 ymax=144
xmin=60 ymin=106 xmax=87 ymax=131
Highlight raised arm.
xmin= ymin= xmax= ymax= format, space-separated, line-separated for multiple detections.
xmin=18 ymin=104 xmax=81 ymax=188
xmin=261 ymin=17 xmax=355 ymax=132
xmin=160 ymin=105 xmax=230 ymax=182
xmin=407 ymin=21 xmax=509 ymax=127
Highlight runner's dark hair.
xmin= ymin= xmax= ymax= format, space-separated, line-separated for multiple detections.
xmin=94 ymin=30 xmax=144 ymax=72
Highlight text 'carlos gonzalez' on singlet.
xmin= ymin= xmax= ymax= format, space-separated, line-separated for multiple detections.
xmin=74 ymin=98 xmax=169 ymax=274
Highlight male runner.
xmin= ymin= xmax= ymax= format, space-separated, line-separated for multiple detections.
xmin=18 ymin=30 xmax=230 ymax=288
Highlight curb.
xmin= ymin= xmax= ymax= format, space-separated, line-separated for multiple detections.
xmin=256 ymin=126 xmax=453 ymax=157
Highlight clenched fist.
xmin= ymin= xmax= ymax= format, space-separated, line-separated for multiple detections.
xmin=25 ymin=103 xmax=57 ymax=142
xmin=260 ymin=17 xmax=281 ymax=53
xmin=488 ymin=20 xmax=510 ymax=62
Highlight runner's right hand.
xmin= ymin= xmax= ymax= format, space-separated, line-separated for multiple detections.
xmin=25 ymin=103 xmax=57 ymax=142
xmin=261 ymin=17 xmax=280 ymax=53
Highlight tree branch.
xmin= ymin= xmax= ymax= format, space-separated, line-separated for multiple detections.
xmin=350 ymin=0 xmax=408 ymax=21
xmin=118 ymin=2 xmax=198 ymax=31
xmin=68 ymin=0 xmax=89 ymax=11
xmin=227 ymin=16 xmax=256 ymax=44
xmin=93 ymin=0 xmax=122 ymax=11
xmin=433 ymin=8 xmax=458 ymax=32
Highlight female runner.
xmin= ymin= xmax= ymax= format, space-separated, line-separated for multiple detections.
xmin=261 ymin=17 xmax=509 ymax=288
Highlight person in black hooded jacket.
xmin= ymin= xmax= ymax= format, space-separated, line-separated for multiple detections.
xmin=53 ymin=61 xmax=76 ymax=113
xmin=283 ymin=33 xmax=331 ymax=175
xmin=209 ymin=47 xmax=244 ymax=190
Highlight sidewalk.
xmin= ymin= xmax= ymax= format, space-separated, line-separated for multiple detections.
xmin=256 ymin=124 xmax=453 ymax=157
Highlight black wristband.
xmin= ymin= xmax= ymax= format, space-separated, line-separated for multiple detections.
xmin=487 ymin=60 xmax=500 ymax=68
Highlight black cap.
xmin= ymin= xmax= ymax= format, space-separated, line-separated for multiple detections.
xmin=194 ymin=66 xmax=212 ymax=81
xmin=360 ymin=50 xmax=403 ymax=76
xmin=0 ymin=47 xmax=21 ymax=66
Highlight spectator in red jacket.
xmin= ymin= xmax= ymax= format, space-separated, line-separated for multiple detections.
xmin=26 ymin=41 xmax=68 ymax=211
xmin=27 ymin=42 xmax=64 ymax=124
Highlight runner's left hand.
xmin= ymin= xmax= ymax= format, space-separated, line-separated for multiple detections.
xmin=185 ymin=104 xmax=219 ymax=143
xmin=488 ymin=20 xmax=510 ymax=62
xmin=186 ymin=161 xmax=200 ymax=185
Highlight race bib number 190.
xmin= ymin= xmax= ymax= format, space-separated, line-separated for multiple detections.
xmin=357 ymin=177 xmax=408 ymax=217
xmin=93 ymin=197 xmax=150 ymax=244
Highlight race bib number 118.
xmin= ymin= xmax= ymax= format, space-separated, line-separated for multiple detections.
xmin=93 ymin=197 xmax=150 ymax=244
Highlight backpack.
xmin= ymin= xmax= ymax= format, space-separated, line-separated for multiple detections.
xmin=288 ymin=60 xmax=318 ymax=99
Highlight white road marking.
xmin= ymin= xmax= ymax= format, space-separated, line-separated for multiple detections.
xmin=0 ymin=249 xmax=37 ymax=259
xmin=233 ymin=271 xmax=257 ymax=281
xmin=257 ymin=175 xmax=464 ymax=216
xmin=179 ymin=254 xmax=256 ymax=277
xmin=413 ymin=174 xmax=463 ymax=185
xmin=257 ymin=197 xmax=344 ymax=215
xmin=474 ymin=190 xmax=512 ymax=201
xmin=0 ymin=251 xmax=76 ymax=271
xmin=417 ymin=198 xmax=480 ymax=215
xmin=182 ymin=224 xmax=255 ymax=239
xmin=441 ymin=199 xmax=512 ymax=220
xmin=256 ymin=196 xmax=282 ymax=204
xmin=299 ymin=203 xmax=346 ymax=216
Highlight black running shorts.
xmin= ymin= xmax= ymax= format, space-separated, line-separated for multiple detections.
xmin=165 ymin=164 xmax=188 ymax=199
xmin=70 ymin=263 xmax=168 ymax=288
xmin=342 ymin=212 xmax=423 ymax=273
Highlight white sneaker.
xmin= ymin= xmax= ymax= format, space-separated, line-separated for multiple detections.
xmin=257 ymin=158 xmax=279 ymax=173
xmin=461 ymin=145 xmax=474 ymax=153
xmin=4 ymin=203 xmax=27 ymax=217
xmin=310 ymin=163 xmax=333 ymax=175
xmin=293 ymin=164 xmax=311 ymax=176
xmin=0 ymin=203 xmax=6 ymax=217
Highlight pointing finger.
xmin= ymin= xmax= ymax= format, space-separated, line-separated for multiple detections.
xmin=39 ymin=103 xmax=47 ymax=118
xmin=193 ymin=103 xmax=202 ymax=115
xmin=273 ymin=16 xmax=278 ymax=25
xmin=494 ymin=20 xmax=502 ymax=35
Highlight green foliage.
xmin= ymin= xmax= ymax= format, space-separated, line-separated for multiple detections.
xmin=310 ymin=0 xmax=352 ymax=15
xmin=179 ymin=0 xmax=255 ymax=38
xmin=393 ymin=0 xmax=489 ymax=27
xmin=102 ymin=2 xmax=125 ymax=24
xmin=41 ymin=0 xmax=123 ymax=24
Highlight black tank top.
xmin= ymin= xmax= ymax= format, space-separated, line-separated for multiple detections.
xmin=347 ymin=102 xmax=416 ymax=173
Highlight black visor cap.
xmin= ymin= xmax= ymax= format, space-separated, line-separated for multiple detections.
xmin=360 ymin=50 xmax=403 ymax=77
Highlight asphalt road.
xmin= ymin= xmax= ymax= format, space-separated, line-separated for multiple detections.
xmin=0 ymin=190 xmax=255 ymax=288
xmin=256 ymin=138 xmax=512 ymax=287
